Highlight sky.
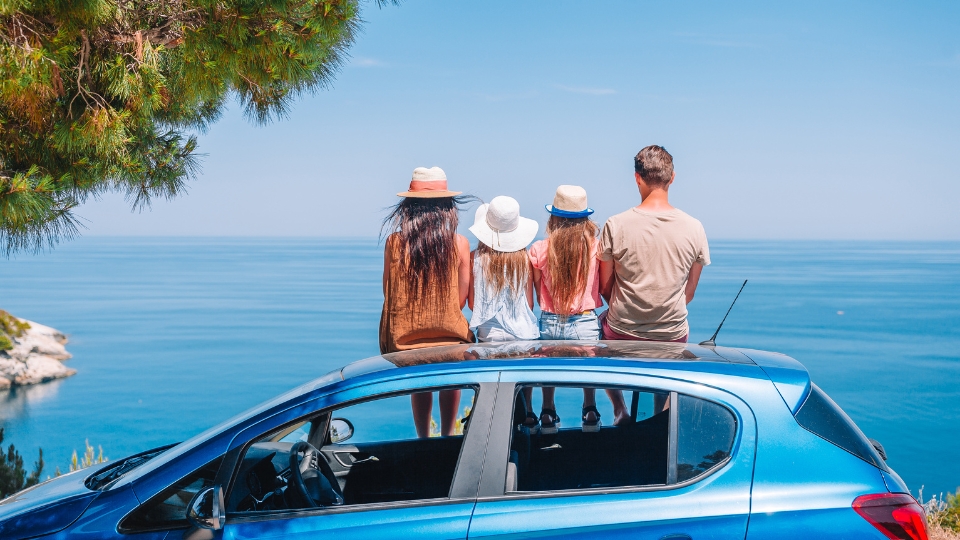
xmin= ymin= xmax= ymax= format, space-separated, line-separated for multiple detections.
xmin=77 ymin=0 xmax=960 ymax=240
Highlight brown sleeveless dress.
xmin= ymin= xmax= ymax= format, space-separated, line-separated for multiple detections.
xmin=379 ymin=234 xmax=475 ymax=354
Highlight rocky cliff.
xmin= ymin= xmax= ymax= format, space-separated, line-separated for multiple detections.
xmin=0 ymin=313 xmax=75 ymax=390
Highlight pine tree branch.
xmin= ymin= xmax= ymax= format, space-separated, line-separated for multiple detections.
xmin=0 ymin=0 xmax=370 ymax=255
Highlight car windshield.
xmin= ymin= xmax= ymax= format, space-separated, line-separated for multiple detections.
xmin=110 ymin=368 xmax=344 ymax=489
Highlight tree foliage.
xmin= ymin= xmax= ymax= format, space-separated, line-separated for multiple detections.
xmin=1 ymin=0 xmax=378 ymax=254
xmin=0 ymin=428 xmax=44 ymax=498
xmin=0 ymin=308 xmax=29 ymax=350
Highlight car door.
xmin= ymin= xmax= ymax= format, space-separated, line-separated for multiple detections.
xmin=467 ymin=372 xmax=756 ymax=539
xmin=220 ymin=374 xmax=499 ymax=540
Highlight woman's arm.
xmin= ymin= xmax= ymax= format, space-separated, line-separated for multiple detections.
xmin=531 ymin=266 xmax=542 ymax=308
xmin=382 ymin=234 xmax=392 ymax=296
xmin=467 ymin=250 xmax=476 ymax=311
xmin=457 ymin=235 xmax=471 ymax=309
xmin=525 ymin=262 xmax=535 ymax=309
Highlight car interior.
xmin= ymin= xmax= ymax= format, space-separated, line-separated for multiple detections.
xmin=122 ymin=384 xmax=734 ymax=532
xmin=228 ymin=387 xmax=477 ymax=513
xmin=508 ymin=385 xmax=670 ymax=492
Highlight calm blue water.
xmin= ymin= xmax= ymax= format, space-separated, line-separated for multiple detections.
xmin=1 ymin=238 xmax=958 ymax=496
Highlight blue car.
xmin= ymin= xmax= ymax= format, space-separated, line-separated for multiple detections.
xmin=0 ymin=341 xmax=928 ymax=539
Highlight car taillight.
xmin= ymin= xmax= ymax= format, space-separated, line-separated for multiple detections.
xmin=853 ymin=493 xmax=929 ymax=540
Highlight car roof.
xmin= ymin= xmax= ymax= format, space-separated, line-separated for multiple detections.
xmin=342 ymin=340 xmax=752 ymax=379
xmin=339 ymin=340 xmax=811 ymax=412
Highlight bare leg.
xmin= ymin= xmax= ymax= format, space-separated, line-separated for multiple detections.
xmin=605 ymin=389 xmax=631 ymax=425
xmin=411 ymin=392 xmax=433 ymax=438
xmin=439 ymin=389 xmax=462 ymax=436
xmin=522 ymin=387 xmax=534 ymax=410
xmin=541 ymin=387 xmax=556 ymax=412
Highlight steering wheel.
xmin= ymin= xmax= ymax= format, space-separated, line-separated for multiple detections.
xmin=287 ymin=441 xmax=344 ymax=508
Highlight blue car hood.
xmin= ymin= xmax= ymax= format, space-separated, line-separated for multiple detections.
xmin=0 ymin=468 xmax=99 ymax=539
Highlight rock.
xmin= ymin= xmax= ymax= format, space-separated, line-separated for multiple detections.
xmin=13 ymin=320 xmax=72 ymax=361
xmin=0 ymin=317 xmax=75 ymax=389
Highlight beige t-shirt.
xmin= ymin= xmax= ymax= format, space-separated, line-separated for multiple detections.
xmin=599 ymin=207 xmax=710 ymax=340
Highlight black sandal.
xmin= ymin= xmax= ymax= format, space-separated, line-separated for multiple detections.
xmin=522 ymin=411 xmax=540 ymax=434
xmin=581 ymin=405 xmax=601 ymax=433
xmin=540 ymin=408 xmax=560 ymax=435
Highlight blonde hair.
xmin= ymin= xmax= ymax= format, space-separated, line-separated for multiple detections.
xmin=476 ymin=243 xmax=529 ymax=297
xmin=546 ymin=215 xmax=598 ymax=315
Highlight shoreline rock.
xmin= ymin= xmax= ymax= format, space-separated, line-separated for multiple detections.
xmin=0 ymin=318 xmax=75 ymax=390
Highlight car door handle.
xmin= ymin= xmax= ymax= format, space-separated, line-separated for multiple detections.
xmin=332 ymin=451 xmax=378 ymax=467
xmin=539 ymin=443 xmax=562 ymax=451
xmin=660 ymin=535 xmax=691 ymax=540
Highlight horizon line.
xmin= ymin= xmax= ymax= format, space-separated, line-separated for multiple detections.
xmin=66 ymin=235 xmax=960 ymax=243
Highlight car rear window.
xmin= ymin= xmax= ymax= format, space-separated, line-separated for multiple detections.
xmin=677 ymin=395 xmax=737 ymax=482
xmin=794 ymin=384 xmax=886 ymax=470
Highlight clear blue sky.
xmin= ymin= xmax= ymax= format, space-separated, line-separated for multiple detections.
xmin=79 ymin=0 xmax=959 ymax=239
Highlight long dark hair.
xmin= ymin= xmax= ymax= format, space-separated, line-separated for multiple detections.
xmin=546 ymin=215 xmax=599 ymax=316
xmin=381 ymin=195 xmax=477 ymax=308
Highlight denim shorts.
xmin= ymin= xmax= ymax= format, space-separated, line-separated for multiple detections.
xmin=538 ymin=311 xmax=601 ymax=340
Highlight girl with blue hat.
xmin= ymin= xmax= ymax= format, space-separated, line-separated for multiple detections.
xmin=529 ymin=185 xmax=620 ymax=433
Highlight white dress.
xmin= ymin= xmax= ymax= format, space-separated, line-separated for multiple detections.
xmin=469 ymin=256 xmax=540 ymax=342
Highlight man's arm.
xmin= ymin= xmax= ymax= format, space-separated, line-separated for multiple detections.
xmin=684 ymin=262 xmax=703 ymax=304
xmin=599 ymin=259 xmax=615 ymax=303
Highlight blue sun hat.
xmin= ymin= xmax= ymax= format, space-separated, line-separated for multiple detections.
xmin=545 ymin=185 xmax=594 ymax=218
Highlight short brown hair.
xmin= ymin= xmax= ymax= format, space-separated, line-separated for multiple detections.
xmin=634 ymin=145 xmax=674 ymax=188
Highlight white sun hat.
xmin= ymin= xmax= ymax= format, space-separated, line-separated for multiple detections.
xmin=469 ymin=196 xmax=539 ymax=253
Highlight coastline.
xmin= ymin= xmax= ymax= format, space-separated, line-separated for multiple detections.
xmin=0 ymin=312 xmax=75 ymax=389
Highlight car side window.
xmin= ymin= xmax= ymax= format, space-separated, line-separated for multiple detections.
xmin=229 ymin=386 xmax=477 ymax=513
xmin=119 ymin=456 xmax=223 ymax=533
xmin=677 ymin=394 xmax=737 ymax=482
xmin=508 ymin=385 xmax=737 ymax=493
xmin=508 ymin=385 xmax=671 ymax=492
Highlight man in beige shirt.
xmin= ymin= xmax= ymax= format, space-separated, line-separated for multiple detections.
xmin=599 ymin=145 xmax=710 ymax=343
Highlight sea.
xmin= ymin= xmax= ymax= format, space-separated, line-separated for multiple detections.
xmin=1 ymin=238 xmax=958 ymax=497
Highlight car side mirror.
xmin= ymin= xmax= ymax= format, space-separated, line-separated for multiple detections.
xmin=329 ymin=417 xmax=354 ymax=443
xmin=186 ymin=485 xmax=225 ymax=531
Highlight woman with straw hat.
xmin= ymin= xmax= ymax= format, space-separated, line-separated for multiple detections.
xmin=380 ymin=166 xmax=476 ymax=438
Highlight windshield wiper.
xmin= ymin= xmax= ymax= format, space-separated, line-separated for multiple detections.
xmin=84 ymin=443 xmax=178 ymax=490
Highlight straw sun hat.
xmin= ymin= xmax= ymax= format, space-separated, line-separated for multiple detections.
xmin=469 ymin=196 xmax=539 ymax=253
xmin=397 ymin=166 xmax=462 ymax=198
xmin=545 ymin=185 xmax=594 ymax=218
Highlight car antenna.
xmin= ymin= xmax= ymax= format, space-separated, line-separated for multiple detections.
xmin=699 ymin=279 xmax=748 ymax=347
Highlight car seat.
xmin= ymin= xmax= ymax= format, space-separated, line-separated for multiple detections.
xmin=507 ymin=391 xmax=532 ymax=491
